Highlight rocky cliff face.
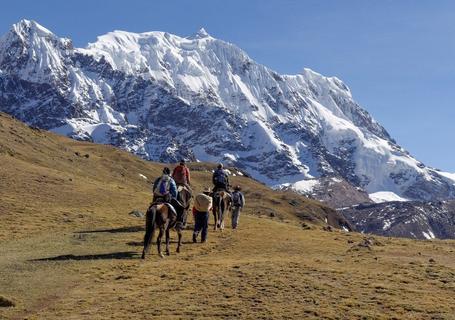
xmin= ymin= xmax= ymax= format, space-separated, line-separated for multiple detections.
xmin=340 ymin=200 xmax=455 ymax=240
xmin=1 ymin=20 xmax=454 ymax=209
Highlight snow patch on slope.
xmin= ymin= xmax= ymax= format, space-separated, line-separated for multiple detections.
xmin=369 ymin=191 xmax=410 ymax=203
xmin=422 ymin=230 xmax=435 ymax=240
xmin=438 ymin=172 xmax=455 ymax=185
xmin=279 ymin=179 xmax=320 ymax=194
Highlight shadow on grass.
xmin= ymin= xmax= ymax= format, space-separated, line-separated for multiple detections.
xmin=126 ymin=241 xmax=144 ymax=246
xmin=31 ymin=251 xmax=138 ymax=261
xmin=126 ymin=240 xmax=194 ymax=246
xmin=76 ymin=226 xmax=144 ymax=234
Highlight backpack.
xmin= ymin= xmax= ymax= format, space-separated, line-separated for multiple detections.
xmin=194 ymin=194 xmax=212 ymax=212
xmin=154 ymin=175 xmax=171 ymax=196
xmin=213 ymin=169 xmax=226 ymax=185
xmin=232 ymin=191 xmax=242 ymax=207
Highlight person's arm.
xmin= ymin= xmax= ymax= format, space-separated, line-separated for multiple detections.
xmin=186 ymin=167 xmax=191 ymax=185
xmin=170 ymin=179 xmax=177 ymax=198
xmin=172 ymin=167 xmax=177 ymax=179
xmin=152 ymin=178 xmax=159 ymax=192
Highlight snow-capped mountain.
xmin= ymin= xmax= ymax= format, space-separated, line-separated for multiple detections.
xmin=1 ymin=20 xmax=455 ymax=205
xmin=340 ymin=200 xmax=455 ymax=240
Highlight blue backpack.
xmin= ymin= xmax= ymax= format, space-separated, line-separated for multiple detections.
xmin=155 ymin=175 xmax=171 ymax=196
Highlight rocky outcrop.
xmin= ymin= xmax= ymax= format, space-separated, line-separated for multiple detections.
xmin=340 ymin=200 xmax=455 ymax=239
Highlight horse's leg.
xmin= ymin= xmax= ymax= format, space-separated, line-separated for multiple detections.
xmin=220 ymin=200 xmax=225 ymax=231
xmin=157 ymin=227 xmax=164 ymax=258
xmin=176 ymin=227 xmax=182 ymax=253
xmin=216 ymin=195 xmax=222 ymax=230
xmin=165 ymin=227 xmax=171 ymax=256
xmin=212 ymin=205 xmax=216 ymax=230
xmin=213 ymin=207 xmax=218 ymax=230
xmin=142 ymin=207 xmax=156 ymax=259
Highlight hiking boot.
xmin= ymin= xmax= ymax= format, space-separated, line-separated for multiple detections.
xmin=192 ymin=234 xmax=197 ymax=243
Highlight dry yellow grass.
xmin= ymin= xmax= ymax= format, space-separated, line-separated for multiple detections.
xmin=1 ymin=112 xmax=455 ymax=319
xmin=0 ymin=112 xmax=341 ymax=243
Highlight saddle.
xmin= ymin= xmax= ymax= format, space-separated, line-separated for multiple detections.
xmin=151 ymin=198 xmax=178 ymax=218
xmin=177 ymin=184 xmax=192 ymax=195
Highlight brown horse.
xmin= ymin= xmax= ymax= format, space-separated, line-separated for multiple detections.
xmin=176 ymin=185 xmax=193 ymax=228
xmin=212 ymin=190 xmax=232 ymax=231
xmin=141 ymin=188 xmax=192 ymax=259
xmin=141 ymin=202 xmax=179 ymax=258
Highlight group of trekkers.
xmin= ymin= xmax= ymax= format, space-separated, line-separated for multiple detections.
xmin=151 ymin=160 xmax=245 ymax=243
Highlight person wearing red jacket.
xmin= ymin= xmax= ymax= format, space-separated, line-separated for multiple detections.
xmin=172 ymin=159 xmax=191 ymax=188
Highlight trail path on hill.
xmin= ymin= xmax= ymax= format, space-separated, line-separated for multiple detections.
xmin=1 ymin=215 xmax=455 ymax=319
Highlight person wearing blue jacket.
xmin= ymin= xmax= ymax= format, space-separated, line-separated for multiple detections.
xmin=153 ymin=167 xmax=178 ymax=203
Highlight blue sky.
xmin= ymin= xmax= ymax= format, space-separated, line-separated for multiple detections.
xmin=1 ymin=0 xmax=454 ymax=172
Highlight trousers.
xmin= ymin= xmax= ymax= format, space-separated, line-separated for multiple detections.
xmin=193 ymin=211 xmax=209 ymax=241
xmin=231 ymin=206 xmax=241 ymax=229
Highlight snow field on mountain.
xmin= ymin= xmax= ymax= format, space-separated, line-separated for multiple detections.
xmin=1 ymin=19 xmax=455 ymax=202
xmin=369 ymin=191 xmax=410 ymax=203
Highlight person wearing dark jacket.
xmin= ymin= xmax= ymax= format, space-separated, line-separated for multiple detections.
xmin=212 ymin=163 xmax=229 ymax=192
xmin=231 ymin=185 xmax=245 ymax=229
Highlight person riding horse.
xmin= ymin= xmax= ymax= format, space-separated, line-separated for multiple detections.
xmin=172 ymin=159 xmax=191 ymax=191
xmin=152 ymin=167 xmax=182 ymax=218
xmin=172 ymin=160 xmax=193 ymax=226
xmin=211 ymin=164 xmax=232 ymax=230
xmin=142 ymin=167 xmax=192 ymax=258
xmin=153 ymin=167 xmax=178 ymax=203
xmin=212 ymin=163 xmax=230 ymax=193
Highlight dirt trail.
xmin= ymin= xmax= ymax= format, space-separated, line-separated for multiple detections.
xmin=2 ymin=215 xmax=455 ymax=319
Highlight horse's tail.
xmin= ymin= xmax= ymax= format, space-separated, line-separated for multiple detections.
xmin=220 ymin=196 xmax=225 ymax=213
xmin=216 ymin=194 xmax=223 ymax=218
xmin=142 ymin=205 xmax=157 ymax=259
xmin=213 ymin=193 xmax=219 ymax=210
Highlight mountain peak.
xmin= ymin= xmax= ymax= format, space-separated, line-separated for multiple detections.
xmin=0 ymin=19 xmax=72 ymax=84
xmin=11 ymin=19 xmax=54 ymax=37
xmin=190 ymin=27 xmax=211 ymax=39
xmin=1 ymin=20 xmax=454 ymax=206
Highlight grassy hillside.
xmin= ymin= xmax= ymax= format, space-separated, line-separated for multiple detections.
xmin=0 ymin=112 xmax=345 ymax=242
xmin=1 ymin=112 xmax=455 ymax=319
